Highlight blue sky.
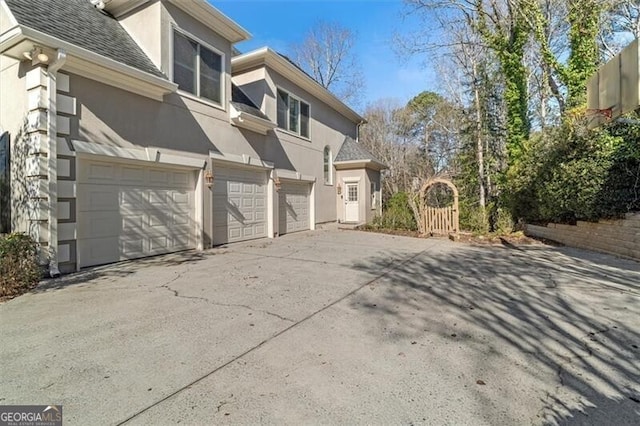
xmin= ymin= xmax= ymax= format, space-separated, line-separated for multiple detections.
xmin=212 ymin=0 xmax=437 ymax=110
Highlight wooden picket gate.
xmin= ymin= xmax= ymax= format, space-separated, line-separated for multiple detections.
xmin=425 ymin=206 xmax=458 ymax=235
xmin=420 ymin=178 xmax=460 ymax=237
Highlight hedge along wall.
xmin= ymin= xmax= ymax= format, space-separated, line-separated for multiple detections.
xmin=525 ymin=213 xmax=640 ymax=261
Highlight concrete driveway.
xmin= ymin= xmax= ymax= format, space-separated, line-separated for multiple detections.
xmin=1 ymin=227 xmax=639 ymax=425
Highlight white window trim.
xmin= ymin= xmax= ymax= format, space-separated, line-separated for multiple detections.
xmin=323 ymin=145 xmax=333 ymax=186
xmin=171 ymin=25 xmax=226 ymax=110
xmin=276 ymin=86 xmax=311 ymax=140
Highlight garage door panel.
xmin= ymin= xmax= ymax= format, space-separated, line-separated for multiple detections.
xmin=212 ymin=166 xmax=267 ymax=244
xmin=122 ymin=214 xmax=145 ymax=232
xmin=171 ymin=171 xmax=191 ymax=186
xmin=120 ymin=165 xmax=145 ymax=183
xmin=148 ymin=169 xmax=170 ymax=185
xmin=279 ymin=181 xmax=310 ymax=235
xmin=81 ymin=162 xmax=116 ymax=182
xmin=79 ymin=159 xmax=197 ymax=267
xmin=78 ymin=187 xmax=120 ymax=212
xmin=78 ymin=236 xmax=120 ymax=266
xmin=78 ymin=212 xmax=121 ymax=239
xmin=121 ymin=190 xmax=147 ymax=208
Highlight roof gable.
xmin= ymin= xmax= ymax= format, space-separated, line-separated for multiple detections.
xmin=5 ymin=0 xmax=166 ymax=79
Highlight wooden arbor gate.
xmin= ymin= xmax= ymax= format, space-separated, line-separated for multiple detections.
xmin=421 ymin=178 xmax=459 ymax=237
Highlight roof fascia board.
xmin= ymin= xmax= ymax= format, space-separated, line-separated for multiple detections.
xmin=166 ymin=0 xmax=250 ymax=44
xmin=107 ymin=0 xmax=150 ymax=18
xmin=334 ymin=159 xmax=387 ymax=170
xmin=64 ymin=56 xmax=169 ymax=101
xmin=230 ymin=104 xmax=276 ymax=134
xmin=0 ymin=25 xmax=23 ymax=52
xmin=12 ymin=26 xmax=177 ymax=99
xmin=232 ymin=48 xmax=364 ymax=124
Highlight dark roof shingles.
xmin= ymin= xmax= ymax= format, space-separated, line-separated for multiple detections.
xmin=231 ymin=84 xmax=270 ymax=121
xmin=335 ymin=137 xmax=385 ymax=165
xmin=6 ymin=0 xmax=166 ymax=79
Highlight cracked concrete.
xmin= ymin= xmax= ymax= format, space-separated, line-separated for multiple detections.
xmin=160 ymin=281 xmax=295 ymax=323
xmin=1 ymin=227 xmax=639 ymax=425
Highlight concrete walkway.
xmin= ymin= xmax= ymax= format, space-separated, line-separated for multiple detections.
xmin=1 ymin=227 xmax=639 ymax=425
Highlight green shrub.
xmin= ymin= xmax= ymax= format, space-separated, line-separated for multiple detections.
xmin=372 ymin=191 xmax=417 ymax=231
xmin=459 ymin=204 xmax=487 ymax=234
xmin=509 ymin=111 xmax=640 ymax=224
xmin=0 ymin=233 xmax=42 ymax=299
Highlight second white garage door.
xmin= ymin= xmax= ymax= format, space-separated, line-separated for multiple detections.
xmin=279 ymin=181 xmax=311 ymax=235
xmin=77 ymin=158 xmax=197 ymax=268
xmin=213 ymin=166 xmax=268 ymax=244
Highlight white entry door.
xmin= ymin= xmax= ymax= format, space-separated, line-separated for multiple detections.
xmin=344 ymin=182 xmax=359 ymax=223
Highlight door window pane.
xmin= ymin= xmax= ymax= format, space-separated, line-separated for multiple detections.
xmin=348 ymin=184 xmax=358 ymax=202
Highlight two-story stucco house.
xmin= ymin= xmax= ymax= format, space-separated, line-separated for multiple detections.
xmin=0 ymin=0 xmax=385 ymax=275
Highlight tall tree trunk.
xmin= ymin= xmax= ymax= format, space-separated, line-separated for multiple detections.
xmin=472 ymin=62 xmax=486 ymax=213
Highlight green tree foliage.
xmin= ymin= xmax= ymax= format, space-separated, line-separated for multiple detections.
xmin=525 ymin=0 xmax=604 ymax=108
xmin=473 ymin=1 xmax=530 ymax=164
xmin=511 ymin=113 xmax=640 ymax=223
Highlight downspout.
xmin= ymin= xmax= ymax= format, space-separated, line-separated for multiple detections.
xmin=356 ymin=120 xmax=365 ymax=142
xmin=47 ymin=49 xmax=67 ymax=277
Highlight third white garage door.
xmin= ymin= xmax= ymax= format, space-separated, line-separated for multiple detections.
xmin=213 ymin=166 xmax=268 ymax=244
xmin=279 ymin=181 xmax=311 ymax=235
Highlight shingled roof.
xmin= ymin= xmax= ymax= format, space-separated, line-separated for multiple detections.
xmin=335 ymin=137 xmax=385 ymax=167
xmin=231 ymin=84 xmax=270 ymax=121
xmin=5 ymin=0 xmax=167 ymax=79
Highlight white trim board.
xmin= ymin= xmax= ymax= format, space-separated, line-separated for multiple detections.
xmin=209 ymin=151 xmax=274 ymax=169
xmin=72 ymin=140 xmax=206 ymax=169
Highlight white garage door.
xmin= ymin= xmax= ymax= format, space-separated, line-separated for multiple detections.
xmin=77 ymin=158 xmax=197 ymax=267
xmin=279 ymin=181 xmax=310 ymax=235
xmin=212 ymin=166 xmax=267 ymax=244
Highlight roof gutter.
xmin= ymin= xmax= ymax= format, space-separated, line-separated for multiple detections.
xmin=1 ymin=25 xmax=177 ymax=99
xmin=47 ymin=49 xmax=67 ymax=277
xmin=232 ymin=48 xmax=365 ymax=124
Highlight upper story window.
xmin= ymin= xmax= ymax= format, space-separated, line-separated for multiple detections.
xmin=323 ymin=146 xmax=332 ymax=185
xmin=277 ymin=89 xmax=309 ymax=138
xmin=173 ymin=30 xmax=223 ymax=105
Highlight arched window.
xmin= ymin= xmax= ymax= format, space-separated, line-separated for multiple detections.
xmin=323 ymin=146 xmax=332 ymax=185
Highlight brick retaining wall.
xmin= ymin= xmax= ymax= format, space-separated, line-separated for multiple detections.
xmin=525 ymin=213 xmax=640 ymax=261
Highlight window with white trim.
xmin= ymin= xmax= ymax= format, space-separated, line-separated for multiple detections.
xmin=277 ymin=89 xmax=310 ymax=137
xmin=173 ymin=30 xmax=223 ymax=105
xmin=323 ymin=146 xmax=332 ymax=184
